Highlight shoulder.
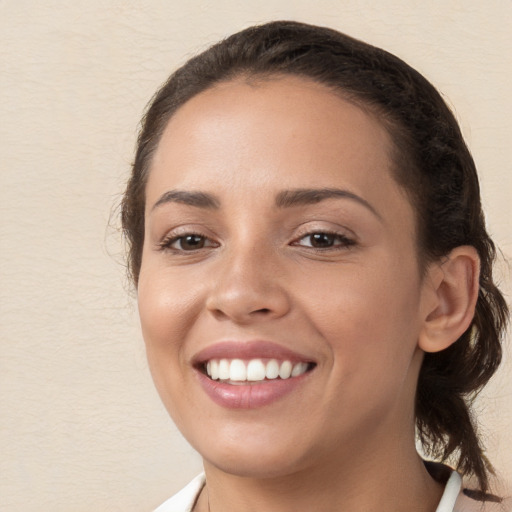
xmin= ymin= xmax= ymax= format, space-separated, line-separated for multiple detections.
xmin=153 ymin=474 xmax=205 ymax=512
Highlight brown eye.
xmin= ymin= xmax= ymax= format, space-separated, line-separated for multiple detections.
xmin=159 ymin=233 xmax=215 ymax=252
xmin=308 ymin=233 xmax=336 ymax=248
xmin=177 ymin=234 xmax=206 ymax=250
xmin=158 ymin=232 xmax=219 ymax=253
xmin=293 ymin=231 xmax=355 ymax=250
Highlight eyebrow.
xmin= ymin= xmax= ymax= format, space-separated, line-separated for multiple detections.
xmin=151 ymin=187 xmax=381 ymax=220
xmin=275 ymin=188 xmax=382 ymax=219
xmin=151 ymin=190 xmax=220 ymax=211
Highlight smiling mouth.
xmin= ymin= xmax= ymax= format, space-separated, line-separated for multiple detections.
xmin=202 ymin=358 xmax=316 ymax=384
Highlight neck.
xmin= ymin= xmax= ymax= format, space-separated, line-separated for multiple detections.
xmin=196 ymin=432 xmax=444 ymax=512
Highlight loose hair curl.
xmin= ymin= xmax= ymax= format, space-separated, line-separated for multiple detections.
xmin=122 ymin=20 xmax=509 ymax=495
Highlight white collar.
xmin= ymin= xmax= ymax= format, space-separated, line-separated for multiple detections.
xmin=153 ymin=473 xmax=205 ymax=512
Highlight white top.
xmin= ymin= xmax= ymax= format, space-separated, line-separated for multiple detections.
xmin=154 ymin=474 xmax=204 ymax=512
xmin=153 ymin=470 xmax=506 ymax=512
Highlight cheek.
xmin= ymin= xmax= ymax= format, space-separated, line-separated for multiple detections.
xmin=298 ymin=254 xmax=422 ymax=367
xmin=137 ymin=264 xmax=204 ymax=363
xmin=136 ymin=266 xmax=208 ymax=422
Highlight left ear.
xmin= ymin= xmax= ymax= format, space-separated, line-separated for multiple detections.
xmin=418 ymin=246 xmax=480 ymax=353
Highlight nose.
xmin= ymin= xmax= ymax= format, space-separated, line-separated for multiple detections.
xmin=205 ymin=246 xmax=291 ymax=324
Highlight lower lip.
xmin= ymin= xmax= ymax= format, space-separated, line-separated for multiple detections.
xmin=196 ymin=370 xmax=311 ymax=409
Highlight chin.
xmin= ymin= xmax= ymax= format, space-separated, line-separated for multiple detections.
xmin=193 ymin=429 xmax=318 ymax=479
xmin=204 ymin=451 xmax=309 ymax=479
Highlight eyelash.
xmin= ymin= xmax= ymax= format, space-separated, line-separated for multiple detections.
xmin=158 ymin=229 xmax=356 ymax=253
xmin=292 ymin=230 xmax=356 ymax=251
xmin=157 ymin=232 xmax=218 ymax=252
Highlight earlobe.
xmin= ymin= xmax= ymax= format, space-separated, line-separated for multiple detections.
xmin=418 ymin=246 xmax=480 ymax=353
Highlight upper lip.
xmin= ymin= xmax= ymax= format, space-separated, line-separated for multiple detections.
xmin=192 ymin=340 xmax=315 ymax=366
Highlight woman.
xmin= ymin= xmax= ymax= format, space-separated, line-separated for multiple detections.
xmin=121 ymin=21 xmax=509 ymax=512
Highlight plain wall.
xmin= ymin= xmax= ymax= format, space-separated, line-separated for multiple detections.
xmin=1 ymin=1 xmax=510 ymax=510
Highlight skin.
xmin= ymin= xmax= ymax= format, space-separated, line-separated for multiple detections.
xmin=138 ymin=76 xmax=478 ymax=511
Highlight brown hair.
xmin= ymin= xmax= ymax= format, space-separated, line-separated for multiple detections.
xmin=122 ymin=20 xmax=509 ymax=495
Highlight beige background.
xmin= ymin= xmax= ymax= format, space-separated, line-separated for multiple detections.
xmin=1 ymin=1 xmax=510 ymax=510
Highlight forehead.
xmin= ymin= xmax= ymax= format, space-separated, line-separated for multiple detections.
xmin=147 ymin=76 xmax=412 ymax=224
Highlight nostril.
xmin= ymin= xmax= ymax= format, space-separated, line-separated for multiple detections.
xmin=253 ymin=308 xmax=271 ymax=314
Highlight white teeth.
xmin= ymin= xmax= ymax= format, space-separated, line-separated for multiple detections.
xmin=229 ymin=359 xmax=247 ymax=381
xmin=205 ymin=358 xmax=311 ymax=382
xmin=218 ymin=359 xmax=230 ymax=380
xmin=247 ymin=359 xmax=266 ymax=381
xmin=210 ymin=360 xmax=219 ymax=380
xmin=265 ymin=359 xmax=280 ymax=379
xmin=291 ymin=362 xmax=308 ymax=377
xmin=279 ymin=360 xmax=292 ymax=379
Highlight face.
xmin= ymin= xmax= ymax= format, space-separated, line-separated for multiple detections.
xmin=138 ymin=76 xmax=430 ymax=477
